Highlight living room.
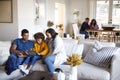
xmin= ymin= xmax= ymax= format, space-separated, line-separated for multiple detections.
xmin=0 ymin=0 xmax=120 ymax=80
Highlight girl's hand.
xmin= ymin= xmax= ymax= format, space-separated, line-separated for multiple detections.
xmin=30 ymin=48 xmax=33 ymax=51
xmin=38 ymin=53 xmax=41 ymax=55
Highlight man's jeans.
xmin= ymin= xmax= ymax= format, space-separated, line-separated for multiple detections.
xmin=80 ymin=30 xmax=89 ymax=39
xmin=23 ymin=55 xmax=42 ymax=66
xmin=45 ymin=55 xmax=55 ymax=73
xmin=6 ymin=54 xmax=25 ymax=75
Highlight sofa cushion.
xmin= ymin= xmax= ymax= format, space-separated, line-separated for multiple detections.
xmin=54 ymin=62 xmax=110 ymax=80
xmin=78 ymin=40 xmax=115 ymax=59
xmin=62 ymin=38 xmax=78 ymax=44
xmin=64 ymin=43 xmax=84 ymax=56
xmin=32 ymin=60 xmax=48 ymax=71
xmin=93 ymin=40 xmax=102 ymax=51
xmin=79 ymin=43 xmax=94 ymax=59
xmin=84 ymin=47 xmax=118 ymax=68
xmin=78 ymin=62 xmax=110 ymax=80
xmin=0 ymin=41 xmax=11 ymax=65
xmin=0 ymin=66 xmax=23 ymax=80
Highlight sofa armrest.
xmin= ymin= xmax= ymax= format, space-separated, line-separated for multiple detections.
xmin=111 ymin=54 xmax=120 ymax=80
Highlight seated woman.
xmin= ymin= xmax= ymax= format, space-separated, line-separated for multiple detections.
xmin=89 ymin=19 xmax=99 ymax=37
xmin=19 ymin=32 xmax=49 ymax=75
xmin=45 ymin=28 xmax=67 ymax=73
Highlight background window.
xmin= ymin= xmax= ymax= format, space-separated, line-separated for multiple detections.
xmin=112 ymin=1 xmax=120 ymax=27
xmin=96 ymin=1 xmax=109 ymax=28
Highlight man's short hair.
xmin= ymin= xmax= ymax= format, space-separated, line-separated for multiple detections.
xmin=85 ymin=17 xmax=89 ymax=20
xmin=21 ymin=29 xmax=29 ymax=35
xmin=34 ymin=32 xmax=45 ymax=41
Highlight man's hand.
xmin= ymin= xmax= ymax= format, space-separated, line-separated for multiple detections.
xmin=18 ymin=51 xmax=27 ymax=57
xmin=30 ymin=48 xmax=33 ymax=51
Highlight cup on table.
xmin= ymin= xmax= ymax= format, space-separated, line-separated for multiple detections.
xmin=67 ymin=34 xmax=70 ymax=38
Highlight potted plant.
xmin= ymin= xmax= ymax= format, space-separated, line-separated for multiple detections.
xmin=66 ymin=54 xmax=82 ymax=80
xmin=47 ymin=20 xmax=54 ymax=27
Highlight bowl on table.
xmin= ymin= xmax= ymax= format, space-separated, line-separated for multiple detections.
xmin=102 ymin=26 xmax=115 ymax=31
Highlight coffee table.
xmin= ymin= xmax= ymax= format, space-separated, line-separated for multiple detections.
xmin=19 ymin=71 xmax=53 ymax=80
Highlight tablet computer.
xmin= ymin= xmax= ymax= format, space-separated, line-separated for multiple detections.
xmin=25 ymin=51 xmax=37 ymax=56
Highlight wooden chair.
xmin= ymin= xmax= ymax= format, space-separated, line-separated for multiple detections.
xmin=72 ymin=23 xmax=85 ymax=40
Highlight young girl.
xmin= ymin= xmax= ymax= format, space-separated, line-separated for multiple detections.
xmin=19 ymin=32 xmax=49 ymax=75
xmin=45 ymin=28 xmax=67 ymax=73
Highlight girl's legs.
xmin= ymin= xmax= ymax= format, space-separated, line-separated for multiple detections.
xmin=45 ymin=55 xmax=55 ymax=73
xmin=27 ymin=55 xmax=42 ymax=70
xmin=19 ymin=56 xmax=31 ymax=74
xmin=22 ymin=56 xmax=31 ymax=67
xmin=20 ymin=55 xmax=42 ymax=75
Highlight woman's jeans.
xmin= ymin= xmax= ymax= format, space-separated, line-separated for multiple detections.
xmin=45 ymin=55 xmax=55 ymax=73
xmin=23 ymin=55 xmax=42 ymax=66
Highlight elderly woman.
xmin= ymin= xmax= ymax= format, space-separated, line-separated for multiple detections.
xmin=45 ymin=28 xmax=67 ymax=73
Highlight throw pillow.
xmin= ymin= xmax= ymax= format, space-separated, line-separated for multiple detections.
xmin=93 ymin=40 xmax=103 ymax=51
xmin=64 ymin=43 xmax=84 ymax=56
xmin=0 ymin=41 xmax=11 ymax=65
xmin=84 ymin=47 xmax=118 ymax=68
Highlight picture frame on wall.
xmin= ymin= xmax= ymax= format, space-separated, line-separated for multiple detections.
xmin=34 ymin=0 xmax=46 ymax=25
xmin=0 ymin=0 xmax=13 ymax=23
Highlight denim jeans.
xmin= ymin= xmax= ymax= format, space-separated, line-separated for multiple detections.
xmin=80 ymin=30 xmax=89 ymax=39
xmin=23 ymin=55 xmax=42 ymax=66
xmin=6 ymin=54 xmax=25 ymax=75
xmin=45 ymin=55 xmax=55 ymax=73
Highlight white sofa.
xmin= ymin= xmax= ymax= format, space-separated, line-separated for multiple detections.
xmin=0 ymin=39 xmax=120 ymax=80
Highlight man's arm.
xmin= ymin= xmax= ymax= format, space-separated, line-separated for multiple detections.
xmin=10 ymin=44 xmax=20 ymax=54
xmin=10 ymin=44 xmax=25 ymax=57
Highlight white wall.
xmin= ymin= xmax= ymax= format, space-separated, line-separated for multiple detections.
xmin=17 ymin=0 xmax=36 ymax=39
xmin=46 ymin=0 xmax=55 ymax=22
xmin=46 ymin=0 xmax=68 ymax=29
xmin=66 ymin=0 xmax=90 ymax=34
xmin=0 ymin=0 xmax=90 ymax=40
xmin=18 ymin=0 xmax=48 ymax=39
xmin=0 ymin=0 xmax=18 ymax=41
xmin=68 ymin=0 xmax=90 ymax=23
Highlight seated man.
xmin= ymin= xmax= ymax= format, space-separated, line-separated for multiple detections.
xmin=5 ymin=29 xmax=34 ymax=75
xmin=80 ymin=17 xmax=90 ymax=39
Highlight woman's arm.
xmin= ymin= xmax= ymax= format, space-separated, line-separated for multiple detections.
xmin=52 ymin=36 xmax=63 ymax=55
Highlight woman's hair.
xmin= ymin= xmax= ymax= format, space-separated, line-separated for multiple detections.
xmin=34 ymin=32 xmax=45 ymax=41
xmin=90 ymin=19 xmax=97 ymax=26
xmin=46 ymin=28 xmax=58 ymax=39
